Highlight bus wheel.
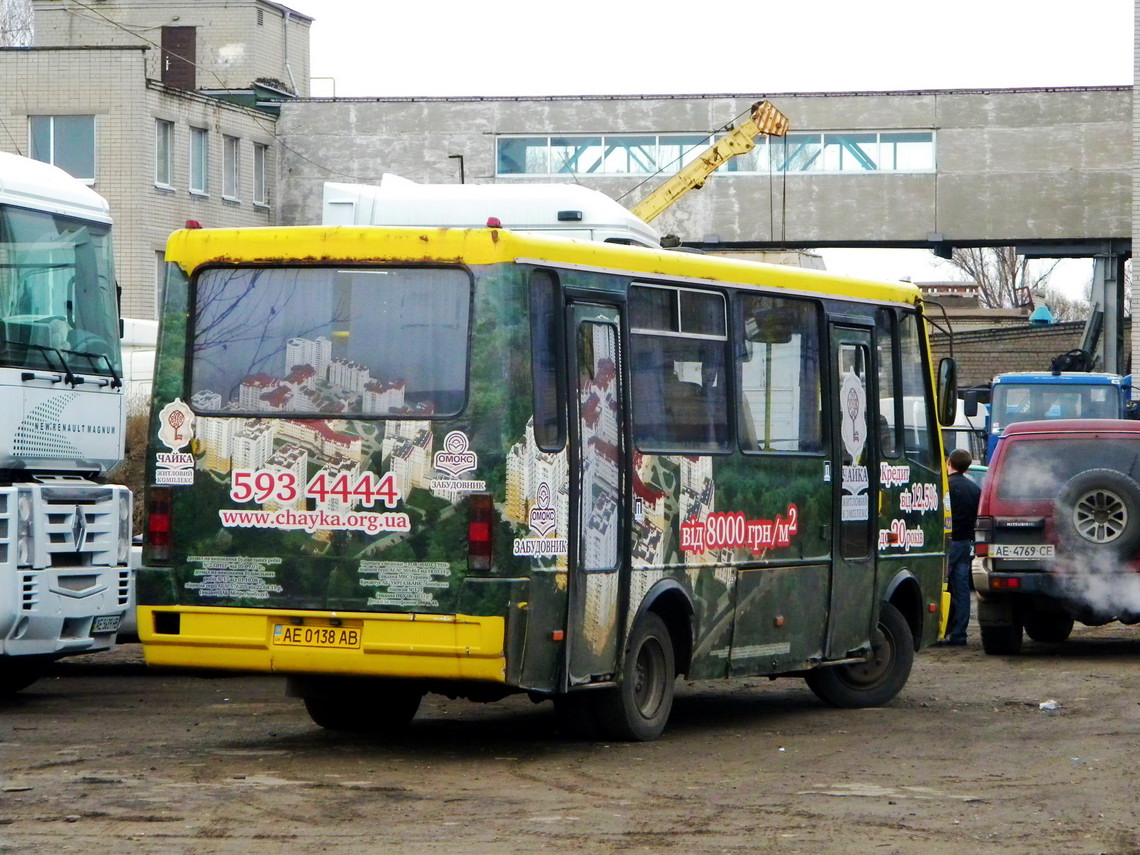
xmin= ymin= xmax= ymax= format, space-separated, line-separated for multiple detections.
xmin=0 ymin=661 xmax=42 ymax=695
xmin=805 ymin=602 xmax=913 ymax=708
xmin=302 ymin=682 xmax=423 ymax=733
xmin=595 ymin=612 xmax=675 ymax=741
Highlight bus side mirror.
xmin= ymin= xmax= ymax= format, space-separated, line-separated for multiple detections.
xmin=962 ymin=389 xmax=979 ymax=418
xmin=937 ymin=357 xmax=957 ymax=427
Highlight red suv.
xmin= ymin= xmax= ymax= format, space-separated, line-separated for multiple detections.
xmin=974 ymin=419 xmax=1140 ymax=654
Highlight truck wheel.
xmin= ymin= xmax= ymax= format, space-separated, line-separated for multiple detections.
xmin=805 ymin=602 xmax=913 ymax=708
xmin=302 ymin=681 xmax=423 ymax=733
xmin=1056 ymin=469 xmax=1140 ymax=556
xmin=594 ymin=612 xmax=675 ymax=741
xmin=0 ymin=662 xmax=42 ymax=695
xmin=1023 ymin=611 xmax=1075 ymax=643
xmin=980 ymin=621 xmax=1024 ymax=655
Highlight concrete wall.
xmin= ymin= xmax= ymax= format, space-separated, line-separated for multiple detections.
xmin=0 ymin=47 xmax=276 ymax=318
xmin=32 ymin=0 xmax=311 ymax=95
xmin=274 ymin=87 xmax=1131 ymax=249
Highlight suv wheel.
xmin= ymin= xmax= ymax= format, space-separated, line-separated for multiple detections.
xmin=1023 ymin=610 xmax=1075 ymax=643
xmin=980 ymin=620 xmax=1023 ymax=655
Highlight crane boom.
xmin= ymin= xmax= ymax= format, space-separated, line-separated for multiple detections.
xmin=630 ymin=100 xmax=789 ymax=224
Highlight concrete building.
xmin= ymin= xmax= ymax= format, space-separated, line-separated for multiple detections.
xmin=273 ymin=87 xmax=1131 ymax=256
xmin=0 ymin=0 xmax=311 ymax=319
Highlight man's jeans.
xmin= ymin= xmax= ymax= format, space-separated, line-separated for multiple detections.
xmin=947 ymin=540 xmax=973 ymax=643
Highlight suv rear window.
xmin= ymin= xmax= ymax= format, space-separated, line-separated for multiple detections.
xmin=996 ymin=436 xmax=1140 ymax=500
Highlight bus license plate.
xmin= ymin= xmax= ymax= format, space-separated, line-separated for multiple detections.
xmin=273 ymin=624 xmax=362 ymax=650
xmin=990 ymin=544 xmax=1055 ymax=559
xmin=92 ymin=614 xmax=121 ymax=634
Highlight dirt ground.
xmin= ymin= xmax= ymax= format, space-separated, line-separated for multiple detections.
xmin=3 ymin=617 xmax=1140 ymax=855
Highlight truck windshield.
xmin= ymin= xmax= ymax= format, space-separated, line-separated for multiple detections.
xmin=0 ymin=204 xmax=122 ymax=376
xmin=990 ymin=383 xmax=1120 ymax=433
xmin=190 ymin=265 xmax=471 ymax=417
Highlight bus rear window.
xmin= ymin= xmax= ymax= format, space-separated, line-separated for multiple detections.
xmin=189 ymin=266 xmax=470 ymax=417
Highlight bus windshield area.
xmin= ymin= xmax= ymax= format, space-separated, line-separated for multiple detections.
xmin=990 ymin=383 xmax=1121 ymax=434
xmin=190 ymin=266 xmax=471 ymax=417
xmin=0 ymin=203 xmax=122 ymax=377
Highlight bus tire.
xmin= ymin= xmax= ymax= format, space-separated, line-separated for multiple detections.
xmin=595 ymin=612 xmax=675 ymax=741
xmin=302 ymin=682 xmax=423 ymax=733
xmin=805 ymin=602 xmax=913 ymax=708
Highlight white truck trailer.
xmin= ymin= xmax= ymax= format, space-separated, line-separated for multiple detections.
xmin=322 ymin=174 xmax=662 ymax=246
xmin=0 ymin=151 xmax=132 ymax=693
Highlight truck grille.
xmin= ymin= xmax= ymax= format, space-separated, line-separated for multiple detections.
xmin=0 ymin=480 xmax=129 ymax=570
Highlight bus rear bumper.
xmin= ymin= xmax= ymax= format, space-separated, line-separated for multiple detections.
xmin=138 ymin=606 xmax=507 ymax=683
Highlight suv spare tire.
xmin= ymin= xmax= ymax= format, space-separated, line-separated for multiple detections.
xmin=1055 ymin=468 xmax=1140 ymax=558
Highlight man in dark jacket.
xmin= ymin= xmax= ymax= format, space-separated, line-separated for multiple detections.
xmin=943 ymin=448 xmax=981 ymax=646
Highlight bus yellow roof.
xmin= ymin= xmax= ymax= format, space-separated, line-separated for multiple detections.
xmin=165 ymin=225 xmax=921 ymax=306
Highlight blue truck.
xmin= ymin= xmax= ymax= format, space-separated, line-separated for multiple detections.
xmin=965 ymin=372 xmax=1134 ymax=462
xmin=966 ymin=369 xmax=1135 ymax=462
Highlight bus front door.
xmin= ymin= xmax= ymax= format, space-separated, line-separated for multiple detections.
xmin=827 ymin=325 xmax=878 ymax=658
xmin=565 ymin=304 xmax=627 ymax=687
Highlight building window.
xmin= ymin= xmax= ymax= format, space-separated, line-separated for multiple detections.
xmin=223 ymin=135 xmax=240 ymax=200
xmin=29 ymin=115 xmax=96 ymax=181
xmin=496 ymin=130 xmax=935 ymax=177
xmin=155 ymin=120 xmax=174 ymax=187
xmin=253 ymin=142 xmax=268 ymax=205
xmin=189 ymin=126 xmax=208 ymax=194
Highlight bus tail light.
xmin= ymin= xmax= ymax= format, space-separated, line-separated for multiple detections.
xmin=974 ymin=516 xmax=992 ymax=557
xmin=147 ymin=486 xmax=173 ymax=563
xmin=468 ymin=493 xmax=493 ymax=572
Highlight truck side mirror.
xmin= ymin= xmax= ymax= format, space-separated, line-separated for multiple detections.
xmin=963 ymin=390 xmax=978 ymax=418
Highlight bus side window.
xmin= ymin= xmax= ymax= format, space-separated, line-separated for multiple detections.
xmin=898 ymin=312 xmax=936 ymax=469
xmin=876 ymin=308 xmax=899 ymax=459
xmin=529 ymin=270 xmax=565 ymax=451
xmin=629 ymin=284 xmax=729 ymax=453
xmin=736 ymin=293 xmax=823 ymax=453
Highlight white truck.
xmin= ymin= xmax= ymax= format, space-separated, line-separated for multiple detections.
xmin=0 ymin=151 xmax=132 ymax=693
xmin=322 ymin=174 xmax=662 ymax=246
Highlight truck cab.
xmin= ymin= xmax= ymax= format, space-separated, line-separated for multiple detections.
xmin=983 ymin=372 xmax=1130 ymax=461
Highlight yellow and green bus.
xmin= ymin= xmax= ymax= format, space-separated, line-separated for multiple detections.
xmin=138 ymin=224 xmax=956 ymax=741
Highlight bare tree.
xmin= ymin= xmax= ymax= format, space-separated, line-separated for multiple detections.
xmin=0 ymin=0 xmax=33 ymax=47
xmin=939 ymin=246 xmax=1059 ymax=309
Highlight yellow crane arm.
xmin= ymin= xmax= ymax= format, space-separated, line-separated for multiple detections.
xmin=630 ymin=101 xmax=789 ymax=224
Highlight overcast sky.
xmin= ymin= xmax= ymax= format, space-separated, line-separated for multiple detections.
xmin=287 ymin=0 xmax=1134 ymax=293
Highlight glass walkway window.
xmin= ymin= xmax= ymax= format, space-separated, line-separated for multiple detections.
xmin=497 ymin=131 xmax=934 ymax=176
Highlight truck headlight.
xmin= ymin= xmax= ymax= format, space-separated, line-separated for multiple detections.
xmin=118 ymin=491 xmax=132 ymax=564
xmin=17 ymin=491 xmax=32 ymax=567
